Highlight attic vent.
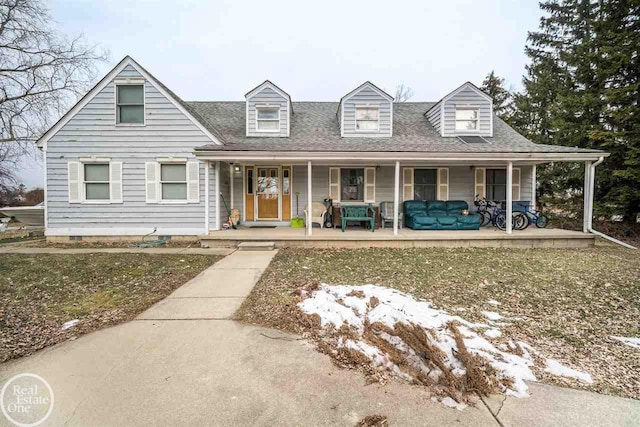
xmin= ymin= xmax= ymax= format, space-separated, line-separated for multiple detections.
xmin=458 ymin=136 xmax=489 ymax=144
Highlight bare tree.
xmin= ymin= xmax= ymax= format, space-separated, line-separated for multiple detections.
xmin=0 ymin=0 xmax=107 ymax=184
xmin=394 ymin=84 xmax=415 ymax=102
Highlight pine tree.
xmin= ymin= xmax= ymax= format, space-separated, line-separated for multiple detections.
xmin=480 ymin=71 xmax=512 ymax=119
xmin=513 ymin=0 xmax=640 ymax=221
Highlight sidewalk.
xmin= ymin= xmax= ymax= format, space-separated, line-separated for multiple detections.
xmin=137 ymin=250 xmax=278 ymax=320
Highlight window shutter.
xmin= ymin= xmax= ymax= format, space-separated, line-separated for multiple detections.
xmin=364 ymin=167 xmax=375 ymax=203
xmin=145 ymin=162 xmax=159 ymax=203
xmin=437 ymin=168 xmax=449 ymax=201
xmin=109 ymin=162 xmax=123 ymax=203
xmin=403 ymin=168 xmax=414 ymax=201
xmin=475 ymin=168 xmax=486 ymax=199
xmin=512 ymin=168 xmax=521 ymax=201
xmin=68 ymin=162 xmax=81 ymax=203
xmin=329 ymin=167 xmax=340 ymax=202
xmin=187 ymin=161 xmax=200 ymax=203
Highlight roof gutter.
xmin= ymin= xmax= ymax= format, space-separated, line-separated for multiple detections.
xmin=586 ymin=157 xmax=637 ymax=249
xmin=193 ymin=150 xmax=609 ymax=163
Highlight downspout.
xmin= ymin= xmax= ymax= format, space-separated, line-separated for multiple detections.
xmin=587 ymin=157 xmax=637 ymax=249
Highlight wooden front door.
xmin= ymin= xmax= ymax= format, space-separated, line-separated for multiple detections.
xmin=257 ymin=167 xmax=279 ymax=220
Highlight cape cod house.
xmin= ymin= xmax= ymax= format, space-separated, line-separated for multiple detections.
xmin=37 ymin=56 xmax=608 ymax=247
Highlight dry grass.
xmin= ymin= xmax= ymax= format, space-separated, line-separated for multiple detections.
xmin=355 ymin=415 xmax=388 ymax=427
xmin=236 ymin=244 xmax=640 ymax=399
xmin=0 ymin=253 xmax=221 ymax=362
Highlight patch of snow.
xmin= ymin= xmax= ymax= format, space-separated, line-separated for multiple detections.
xmin=455 ymin=307 xmax=467 ymax=312
xmin=61 ymin=319 xmax=79 ymax=330
xmin=481 ymin=311 xmax=503 ymax=321
xmin=298 ymin=284 xmax=594 ymax=406
xmin=441 ymin=396 xmax=467 ymax=410
xmin=487 ymin=299 xmax=501 ymax=306
xmin=484 ymin=329 xmax=502 ymax=338
xmin=611 ymin=336 xmax=640 ymax=350
xmin=544 ymin=359 xmax=593 ymax=384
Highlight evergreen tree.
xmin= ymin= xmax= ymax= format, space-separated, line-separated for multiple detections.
xmin=480 ymin=71 xmax=512 ymax=119
xmin=513 ymin=0 xmax=640 ymax=221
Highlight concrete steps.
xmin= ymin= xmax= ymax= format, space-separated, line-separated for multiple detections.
xmin=237 ymin=241 xmax=275 ymax=251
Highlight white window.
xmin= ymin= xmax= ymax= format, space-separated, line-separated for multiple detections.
xmin=84 ymin=163 xmax=110 ymax=201
xmin=160 ymin=163 xmax=187 ymax=201
xmin=256 ymin=107 xmax=280 ymax=132
xmin=116 ymin=84 xmax=144 ymax=124
xmin=455 ymin=108 xmax=479 ymax=131
xmin=355 ymin=106 xmax=379 ymax=131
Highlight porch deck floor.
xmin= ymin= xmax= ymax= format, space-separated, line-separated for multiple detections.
xmin=201 ymin=226 xmax=594 ymax=248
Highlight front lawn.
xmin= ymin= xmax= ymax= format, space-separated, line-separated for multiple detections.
xmin=236 ymin=245 xmax=640 ymax=399
xmin=0 ymin=253 xmax=221 ymax=362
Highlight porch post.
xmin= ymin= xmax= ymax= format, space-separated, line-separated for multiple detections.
xmin=506 ymin=161 xmax=513 ymax=234
xmin=393 ymin=161 xmax=400 ymax=235
xmin=307 ymin=160 xmax=312 ymax=236
xmin=204 ymin=160 xmax=210 ymax=234
xmin=215 ymin=161 xmax=220 ymax=231
xmin=583 ymin=161 xmax=591 ymax=233
xmin=588 ymin=160 xmax=597 ymax=231
xmin=531 ymin=164 xmax=537 ymax=211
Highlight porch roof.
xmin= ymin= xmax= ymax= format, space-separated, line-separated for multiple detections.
xmin=189 ymin=102 xmax=606 ymax=158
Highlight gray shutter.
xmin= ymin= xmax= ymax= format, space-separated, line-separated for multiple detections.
xmin=109 ymin=162 xmax=123 ymax=203
xmin=187 ymin=161 xmax=200 ymax=203
xmin=68 ymin=162 xmax=81 ymax=203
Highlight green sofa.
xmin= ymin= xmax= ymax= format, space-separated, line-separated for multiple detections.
xmin=403 ymin=200 xmax=482 ymax=230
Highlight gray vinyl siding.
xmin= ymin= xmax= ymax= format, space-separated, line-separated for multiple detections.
xmin=46 ymin=65 xmax=212 ymax=235
xmin=442 ymin=86 xmax=492 ymax=137
xmin=246 ymin=86 xmax=289 ymax=137
xmin=290 ymin=165 xmax=533 ymax=214
xmin=341 ymin=85 xmax=392 ymax=137
xmin=425 ymin=102 xmax=442 ymax=133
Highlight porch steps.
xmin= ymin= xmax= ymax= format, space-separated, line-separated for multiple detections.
xmin=237 ymin=241 xmax=276 ymax=251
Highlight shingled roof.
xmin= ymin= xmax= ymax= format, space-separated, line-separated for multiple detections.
xmin=189 ymin=101 xmax=603 ymax=154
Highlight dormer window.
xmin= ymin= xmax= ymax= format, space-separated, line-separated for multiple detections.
xmin=355 ymin=106 xmax=379 ymax=131
xmin=256 ymin=107 xmax=280 ymax=132
xmin=455 ymin=108 xmax=479 ymax=131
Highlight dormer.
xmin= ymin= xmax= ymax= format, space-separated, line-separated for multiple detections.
xmin=425 ymin=82 xmax=493 ymax=138
xmin=245 ymin=80 xmax=291 ymax=137
xmin=338 ymin=81 xmax=393 ymax=138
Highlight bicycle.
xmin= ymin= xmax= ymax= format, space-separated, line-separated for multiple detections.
xmin=516 ymin=202 xmax=549 ymax=228
xmin=475 ymin=196 xmax=528 ymax=231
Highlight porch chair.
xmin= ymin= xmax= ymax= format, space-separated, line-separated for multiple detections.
xmin=303 ymin=202 xmax=327 ymax=228
xmin=379 ymin=201 xmax=403 ymax=229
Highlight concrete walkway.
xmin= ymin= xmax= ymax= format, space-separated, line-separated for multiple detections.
xmin=1 ymin=250 xmax=639 ymax=426
xmin=0 ymin=246 xmax=233 ymax=255
xmin=137 ymin=250 xmax=277 ymax=320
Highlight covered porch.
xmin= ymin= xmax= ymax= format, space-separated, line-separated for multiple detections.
xmin=199 ymin=225 xmax=594 ymax=248
xmin=198 ymin=150 xmax=606 ymax=248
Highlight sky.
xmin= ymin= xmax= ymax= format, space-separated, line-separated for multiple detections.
xmin=16 ymin=0 xmax=542 ymax=188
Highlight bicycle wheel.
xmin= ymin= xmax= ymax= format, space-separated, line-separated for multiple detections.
xmin=495 ymin=213 xmax=507 ymax=230
xmin=535 ymin=215 xmax=549 ymax=228
xmin=514 ymin=212 xmax=529 ymax=230
xmin=480 ymin=211 xmax=491 ymax=227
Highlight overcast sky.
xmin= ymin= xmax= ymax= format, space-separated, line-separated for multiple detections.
xmin=17 ymin=0 xmax=542 ymax=188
